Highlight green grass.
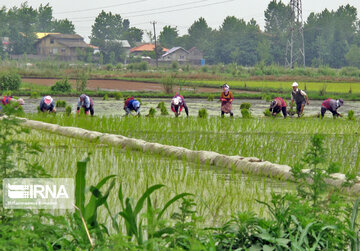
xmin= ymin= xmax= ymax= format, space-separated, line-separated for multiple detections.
xmin=189 ymin=80 xmax=360 ymax=94
xmin=14 ymin=129 xmax=292 ymax=226
xmin=24 ymin=114 xmax=360 ymax=174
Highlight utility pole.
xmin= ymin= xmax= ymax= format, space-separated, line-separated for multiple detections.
xmin=285 ymin=0 xmax=305 ymax=68
xmin=151 ymin=21 xmax=158 ymax=68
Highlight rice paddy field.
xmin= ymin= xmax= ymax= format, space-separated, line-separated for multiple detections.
xmin=25 ymin=114 xmax=360 ymax=175
xmin=14 ymin=129 xmax=294 ymax=228
xmin=9 ymin=96 xmax=360 ymax=249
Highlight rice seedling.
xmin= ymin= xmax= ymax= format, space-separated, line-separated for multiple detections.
xmin=24 ymin=114 xmax=360 ymax=174
xmin=198 ymin=108 xmax=208 ymax=118
xmin=55 ymin=100 xmax=67 ymax=108
xmin=13 ymin=129 xmax=293 ymax=228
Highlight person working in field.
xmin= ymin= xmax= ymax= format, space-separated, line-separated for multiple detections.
xmin=40 ymin=95 xmax=56 ymax=113
xmin=290 ymin=82 xmax=309 ymax=117
xmin=321 ymin=98 xmax=344 ymax=118
xmin=220 ymin=84 xmax=234 ymax=117
xmin=77 ymin=94 xmax=94 ymax=116
xmin=124 ymin=96 xmax=141 ymax=116
xmin=0 ymin=96 xmax=24 ymax=111
xmin=269 ymin=97 xmax=287 ymax=118
xmin=171 ymin=93 xmax=189 ymax=117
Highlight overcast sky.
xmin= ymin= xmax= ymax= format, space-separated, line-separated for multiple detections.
xmin=2 ymin=0 xmax=360 ymax=43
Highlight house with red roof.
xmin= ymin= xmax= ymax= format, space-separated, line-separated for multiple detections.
xmin=130 ymin=43 xmax=168 ymax=56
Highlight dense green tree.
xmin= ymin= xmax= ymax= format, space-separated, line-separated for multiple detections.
xmin=36 ymin=3 xmax=52 ymax=32
xmin=188 ymin=17 xmax=212 ymax=50
xmin=0 ymin=3 xmax=75 ymax=55
xmin=90 ymin=11 xmax=124 ymax=47
xmin=215 ymin=17 xmax=261 ymax=66
xmin=305 ymin=5 xmax=357 ymax=68
xmin=7 ymin=3 xmax=38 ymax=54
xmin=52 ymin=19 xmax=75 ymax=34
xmin=264 ymin=0 xmax=291 ymax=65
xmin=345 ymin=44 xmax=360 ymax=67
xmin=159 ymin=26 xmax=178 ymax=49
xmin=123 ymin=27 xmax=143 ymax=47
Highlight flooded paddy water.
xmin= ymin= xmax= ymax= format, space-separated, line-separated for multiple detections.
xmin=21 ymin=96 xmax=360 ymax=117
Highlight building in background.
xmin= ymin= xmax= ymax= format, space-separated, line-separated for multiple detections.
xmin=130 ymin=43 xmax=168 ymax=56
xmin=36 ymin=34 xmax=89 ymax=60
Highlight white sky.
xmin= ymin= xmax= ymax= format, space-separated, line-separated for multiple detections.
xmin=2 ymin=0 xmax=360 ymax=43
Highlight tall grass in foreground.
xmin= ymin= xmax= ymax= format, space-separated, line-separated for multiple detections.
xmin=16 ymin=130 xmax=292 ymax=227
xmin=8 ymin=126 xmax=360 ymax=250
xmin=25 ymin=114 xmax=360 ymax=174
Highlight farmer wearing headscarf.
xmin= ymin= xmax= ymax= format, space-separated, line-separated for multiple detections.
xmin=220 ymin=84 xmax=234 ymax=117
xmin=321 ymin=98 xmax=344 ymax=118
xmin=40 ymin=95 xmax=56 ymax=113
xmin=269 ymin=97 xmax=287 ymax=118
xmin=171 ymin=93 xmax=189 ymax=117
xmin=124 ymin=96 xmax=141 ymax=116
xmin=77 ymin=94 xmax=94 ymax=116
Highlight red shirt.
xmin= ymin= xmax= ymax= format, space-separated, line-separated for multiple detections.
xmin=275 ymin=97 xmax=286 ymax=108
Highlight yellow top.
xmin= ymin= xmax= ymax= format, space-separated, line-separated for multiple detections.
xmin=35 ymin=32 xmax=60 ymax=39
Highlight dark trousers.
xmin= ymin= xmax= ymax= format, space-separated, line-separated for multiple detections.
xmin=85 ymin=105 xmax=94 ymax=116
xmin=221 ymin=111 xmax=233 ymax=117
xmin=321 ymin=106 xmax=337 ymax=118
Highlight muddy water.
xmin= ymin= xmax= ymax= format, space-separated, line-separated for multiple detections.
xmin=21 ymin=96 xmax=359 ymax=118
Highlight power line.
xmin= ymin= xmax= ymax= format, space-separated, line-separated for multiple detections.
xmin=66 ymin=0 xmax=211 ymax=21
xmin=69 ymin=0 xmax=237 ymax=23
xmin=54 ymin=0 xmax=147 ymax=15
xmin=125 ymin=0 xmax=236 ymax=18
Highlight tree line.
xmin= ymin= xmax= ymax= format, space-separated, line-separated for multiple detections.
xmin=1 ymin=1 xmax=360 ymax=68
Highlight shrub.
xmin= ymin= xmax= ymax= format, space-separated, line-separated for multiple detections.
xmin=171 ymin=61 xmax=179 ymax=71
xmin=201 ymin=66 xmax=209 ymax=73
xmin=103 ymin=94 xmax=109 ymax=100
xmin=114 ymin=92 xmax=122 ymax=100
xmin=51 ymin=78 xmax=72 ymax=92
xmin=348 ymin=110 xmax=355 ymax=121
xmin=56 ymin=100 xmax=67 ymax=108
xmin=240 ymin=102 xmax=251 ymax=110
xmin=0 ymin=72 xmax=21 ymax=91
xmin=198 ymin=108 xmax=208 ymax=118
xmin=65 ymin=105 xmax=72 ymax=116
xmin=241 ymin=108 xmax=251 ymax=118
xmin=161 ymin=77 xmax=176 ymax=94
xmin=207 ymin=94 xmax=214 ymax=101
xmin=115 ymin=63 xmax=123 ymax=70
xmin=75 ymin=71 xmax=88 ymax=92
xmin=105 ymin=64 xmax=113 ymax=71
xmin=30 ymin=91 xmax=39 ymax=99
xmin=147 ymin=107 xmax=156 ymax=117
xmin=2 ymin=90 xmax=12 ymax=97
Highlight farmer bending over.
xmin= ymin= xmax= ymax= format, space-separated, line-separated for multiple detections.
xmin=40 ymin=96 xmax=56 ymax=113
xmin=171 ymin=94 xmax=189 ymax=117
xmin=220 ymin=84 xmax=234 ymax=117
xmin=124 ymin=96 xmax=140 ymax=116
xmin=321 ymin=98 xmax=344 ymax=118
xmin=77 ymin=94 xmax=94 ymax=116
xmin=0 ymin=96 xmax=24 ymax=111
xmin=269 ymin=97 xmax=287 ymax=118
xmin=290 ymin=82 xmax=309 ymax=117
